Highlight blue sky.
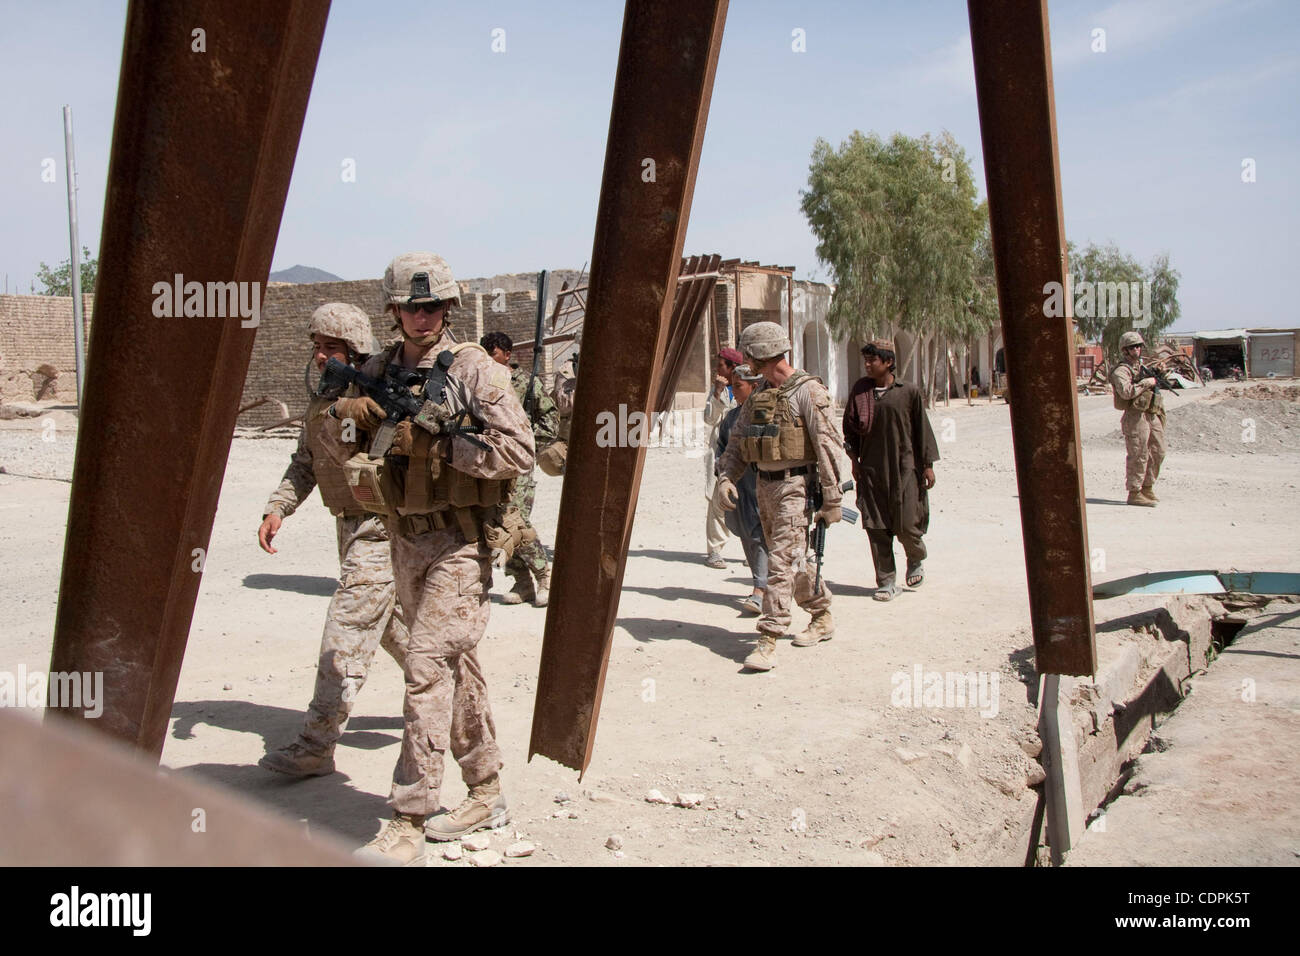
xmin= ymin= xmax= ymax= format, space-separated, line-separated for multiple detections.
xmin=2 ymin=0 xmax=1295 ymax=331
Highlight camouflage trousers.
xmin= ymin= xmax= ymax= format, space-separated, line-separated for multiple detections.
xmin=1121 ymin=408 xmax=1166 ymax=492
xmin=504 ymin=468 xmax=549 ymax=585
xmin=300 ymin=514 xmax=408 ymax=753
xmin=755 ymin=472 xmax=832 ymax=637
xmin=389 ymin=524 xmax=503 ymax=817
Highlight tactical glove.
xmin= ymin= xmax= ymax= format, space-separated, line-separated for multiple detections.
xmin=332 ymin=396 xmax=385 ymax=431
xmin=716 ymin=476 xmax=739 ymax=511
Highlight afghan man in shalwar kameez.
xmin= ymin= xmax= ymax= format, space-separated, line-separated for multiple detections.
xmin=842 ymin=340 xmax=939 ymax=602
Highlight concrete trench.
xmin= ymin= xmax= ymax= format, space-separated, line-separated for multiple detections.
xmin=1023 ymin=592 xmax=1290 ymax=865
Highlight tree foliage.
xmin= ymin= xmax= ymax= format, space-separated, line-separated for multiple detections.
xmin=1067 ymin=241 xmax=1181 ymax=365
xmin=800 ymin=130 xmax=995 ymax=356
xmin=36 ymin=247 xmax=97 ymax=296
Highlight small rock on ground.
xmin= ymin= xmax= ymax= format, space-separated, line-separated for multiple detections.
xmin=505 ymin=841 xmax=534 ymax=858
xmin=461 ymin=833 xmax=492 ymax=852
xmin=467 ymin=849 xmax=501 ymax=868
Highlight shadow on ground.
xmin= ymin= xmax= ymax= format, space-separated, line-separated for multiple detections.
xmin=617 ymin=616 xmax=753 ymax=664
xmin=169 ymin=699 xmax=403 ymax=844
xmin=242 ymin=573 xmax=338 ymax=597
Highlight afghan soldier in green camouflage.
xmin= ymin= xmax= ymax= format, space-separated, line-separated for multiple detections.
xmin=482 ymin=331 xmax=559 ymax=606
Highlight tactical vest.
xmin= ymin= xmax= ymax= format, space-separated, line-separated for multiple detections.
xmin=304 ymin=397 xmax=365 ymax=516
xmin=342 ymin=342 xmax=512 ymax=528
xmin=1111 ymin=364 xmax=1163 ymax=414
xmin=739 ymin=372 xmax=819 ymax=464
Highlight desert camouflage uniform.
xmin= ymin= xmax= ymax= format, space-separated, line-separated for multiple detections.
xmin=1110 ymin=360 xmax=1166 ymax=492
xmin=263 ymin=396 xmax=408 ymax=755
xmin=321 ymin=332 xmax=534 ymax=817
xmin=505 ymin=365 xmax=558 ymax=587
xmin=718 ymin=375 xmax=844 ymax=637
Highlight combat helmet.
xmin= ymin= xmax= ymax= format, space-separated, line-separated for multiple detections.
xmin=308 ymin=302 xmax=376 ymax=357
xmin=1119 ymin=331 xmax=1144 ymax=349
xmin=740 ymin=321 xmax=792 ymax=361
xmin=382 ymin=252 xmax=461 ymax=308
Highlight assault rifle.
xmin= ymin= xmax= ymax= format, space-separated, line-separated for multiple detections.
xmin=526 ymin=269 xmax=547 ymax=422
xmin=809 ymin=478 xmax=859 ymax=596
xmin=319 ymin=352 xmax=488 ymax=456
xmin=1138 ymin=363 xmax=1177 ymax=393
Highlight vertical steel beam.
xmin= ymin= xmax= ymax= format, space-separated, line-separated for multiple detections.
xmin=968 ymin=0 xmax=1096 ymax=675
xmin=530 ymin=0 xmax=728 ymax=773
xmin=48 ymin=0 xmax=330 ymax=755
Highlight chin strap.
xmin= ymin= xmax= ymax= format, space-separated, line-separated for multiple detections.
xmin=403 ymin=329 xmax=441 ymax=347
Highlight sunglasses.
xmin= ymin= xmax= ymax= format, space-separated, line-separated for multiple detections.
xmin=399 ymin=300 xmax=444 ymax=315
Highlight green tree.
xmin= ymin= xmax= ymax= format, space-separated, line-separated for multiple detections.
xmin=1066 ymin=242 xmax=1181 ymax=366
xmin=36 ymin=247 xmax=97 ymax=296
xmin=800 ymin=130 xmax=995 ymax=404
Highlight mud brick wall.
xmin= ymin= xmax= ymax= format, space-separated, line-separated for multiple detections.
xmin=0 ymin=294 xmax=93 ymax=400
xmin=240 ymin=283 xmax=550 ymax=427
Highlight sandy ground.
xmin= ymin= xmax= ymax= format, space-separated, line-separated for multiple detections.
xmin=2 ymin=380 xmax=1298 ymax=866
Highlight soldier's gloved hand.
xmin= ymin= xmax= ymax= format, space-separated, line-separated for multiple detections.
xmin=716 ymin=476 xmax=739 ymax=511
xmin=814 ymin=503 xmax=841 ymax=526
xmin=413 ymin=398 xmax=455 ymax=436
xmin=390 ymin=420 xmax=416 ymax=456
xmin=332 ymin=397 xmax=385 ymax=431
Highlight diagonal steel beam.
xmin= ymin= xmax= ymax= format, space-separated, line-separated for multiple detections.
xmin=47 ymin=0 xmax=331 ymax=756
xmin=530 ymin=0 xmax=729 ymax=774
xmin=968 ymin=0 xmax=1096 ymax=676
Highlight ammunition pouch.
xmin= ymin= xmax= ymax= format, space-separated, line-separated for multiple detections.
xmin=537 ymin=440 xmax=567 ymax=476
xmin=1130 ymin=388 xmax=1154 ymax=413
xmin=343 ymin=452 xmax=403 ymax=517
xmin=739 ymin=373 xmax=817 ymax=463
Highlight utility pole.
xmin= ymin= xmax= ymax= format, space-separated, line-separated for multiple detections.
xmin=64 ymin=105 xmax=87 ymax=405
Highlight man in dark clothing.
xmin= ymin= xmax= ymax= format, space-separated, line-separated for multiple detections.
xmin=843 ymin=340 xmax=939 ymax=601
xmin=716 ymin=364 xmax=768 ymax=614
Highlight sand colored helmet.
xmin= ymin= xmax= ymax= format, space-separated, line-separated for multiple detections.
xmin=1119 ymin=331 xmax=1144 ymax=350
xmin=740 ymin=321 xmax=792 ymax=361
xmin=308 ymin=302 xmax=376 ymax=356
xmin=382 ymin=252 xmax=461 ymax=307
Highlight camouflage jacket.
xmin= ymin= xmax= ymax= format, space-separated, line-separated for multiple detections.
xmin=511 ymin=365 xmax=559 ymax=447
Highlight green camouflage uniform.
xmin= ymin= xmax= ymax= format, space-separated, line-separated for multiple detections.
xmin=507 ymin=365 xmax=559 ymax=586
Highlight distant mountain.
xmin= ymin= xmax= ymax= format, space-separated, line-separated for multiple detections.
xmin=269 ymin=265 xmax=343 ymax=283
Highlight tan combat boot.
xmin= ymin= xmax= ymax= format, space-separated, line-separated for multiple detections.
xmin=356 ymin=813 xmax=427 ymax=866
xmin=743 ymin=633 xmax=778 ymax=672
xmin=533 ymin=568 xmax=551 ymax=608
xmin=258 ymin=740 xmax=335 ymax=778
xmin=424 ymin=774 xmax=510 ymax=841
xmin=793 ymin=610 xmax=835 ymax=647
xmin=502 ymin=578 xmax=535 ymax=605
xmin=1127 ymin=490 xmax=1156 ymax=507
xmin=1141 ymin=485 xmax=1159 ymax=502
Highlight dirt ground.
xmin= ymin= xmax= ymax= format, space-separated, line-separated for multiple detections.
xmin=2 ymin=379 xmax=1298 ymax=866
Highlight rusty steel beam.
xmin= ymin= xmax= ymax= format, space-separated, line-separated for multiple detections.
xmin=530 ymin=0 xmax=728 ymax=773
xmin=968 ymin=0 xmax=1096 ymax=675
xmin=47 ymin=0 xmax=330 ymax=754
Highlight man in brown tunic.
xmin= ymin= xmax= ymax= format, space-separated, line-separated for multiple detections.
xmin=842 ymin=340 xmax=938 ymax=601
